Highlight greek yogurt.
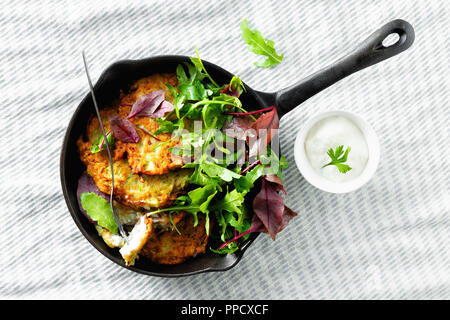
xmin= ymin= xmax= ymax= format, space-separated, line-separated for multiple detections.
xmin=304 ymin=115 xmax=369 ymax=182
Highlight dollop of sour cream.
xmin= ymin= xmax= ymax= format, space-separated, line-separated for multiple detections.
xmin=304 ymin=115 xmax=369 ymax=182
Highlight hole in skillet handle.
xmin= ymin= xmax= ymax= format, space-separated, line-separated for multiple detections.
xmin=375 ymin=30 xmax=405 ymax=51
xmin=372 ymin=20 xmax=415 ymax=53
xmin=269 ymin=19 xmax=415 ymax=118
xmin=381 ymin=33 xmax=401 ymax=48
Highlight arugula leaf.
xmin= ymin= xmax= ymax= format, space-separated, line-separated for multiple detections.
xmin=210 ymin=230 xmax=241 ymax=254
xmin=189 ymin=165 xmax=216 ymax=186
xmin=322 ymin=145 xmax=352 ymax=173
xmin=245 ymin=164 xmax=265 ymax=183
xmin=212 ymin=189 xmax=245 ymax=216
xmin=165 ymin=83 xmax=179 ymax=99
xmin=169 ymin=212 xmax=181 ymax=235
xmin=148 ymin=184 xmax=218 ymax=232
xmin=233 ymin=175 xmax=254 ymax=193
xmin=153 ymin=118 xmax=177 ymax=135
xmin=181 ymin=95 xmax=242 ymax=122
xmin=176 ymin=64 xmax=189 ymax=83
xmin=165 ymin=83 xmax=184 ymax=119
xmin=190 ymin=46 xmax=219 ymax=87
xmin=80 ymin=192 xmax=117 ymax=234
xmin=222 ymin=76 xmax=246 ymax=98
xmin=240 ymin=19 xmax=284 ymax=68
xmin=242 ymin=150 xmax=288 ymax=183
xmin=178 ymin=81 xmax=211 ymax=101
xmin=201 ymin=162 xmax=242 ymax=182
xmin=259 ymin=150 xmax=288 ymax=179
xmin=150 ymin=51 xmax=294 ymax=253
xmin=202 ymin=100 xmax=230 ymax=130
xmin=187 ymin=184 xmax=217 ymax=207
xmin=212 ymin=205 xmax=252 ymax=253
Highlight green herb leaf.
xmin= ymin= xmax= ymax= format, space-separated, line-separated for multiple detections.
xmin=190 ymin=46 xmax=219 ymax=87
xmin=153 ymin=118 xmax=177 ymax=135
xmin=240 ymin=19 xmax=284 ymax=68
xmin=212 ymin=189 xmax=245 ymax=215
xmin=90 ymin=130 xmax=114 ymax=153
xmin=147 ymin=184 xmax=218 ymax=233
xmin=80 ymin=192 xmax=118 ymax=234
xmin=201 ymin=162 xmax=242 ymax=182
xmin=151 ymin=50 xmax=293 ymax=253
xmin=322 ymin=145 xmax=352 ymax=173
xmin=233 ymin=175 xmax=254 ymax=193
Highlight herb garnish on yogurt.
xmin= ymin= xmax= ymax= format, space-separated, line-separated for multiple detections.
xmin=322 ymin=145 xmax=352 ymax=173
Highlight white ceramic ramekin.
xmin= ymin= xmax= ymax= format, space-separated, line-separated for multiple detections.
xmin=294 ymin=110 xmax=380 ymax=193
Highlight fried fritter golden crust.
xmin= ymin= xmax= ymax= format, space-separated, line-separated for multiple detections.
xmin=83 ymin=73 xmax=183 ymax=176
xmin=76 ymin=73 xmax=190 ymax=209
xmin=152 ymin=211 xmax=186 ymax=232
xmin=116 ymin=73 xmax=184 ymax=175
xmin=77 ymin=134 xmax=190 ymax=210
xmin=77 ymin=73 xmax=213 ymax=264
xmin=116 ymin=105 xmax=184 ymax=176
xmin=119 ymin=73 xmax=177 ymax=105
xmin=141 ymin=214 xmax=211 ymax=265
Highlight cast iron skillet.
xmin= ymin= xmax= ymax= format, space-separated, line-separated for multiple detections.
xmin=61 ymin=19 xmax=414 ymax=277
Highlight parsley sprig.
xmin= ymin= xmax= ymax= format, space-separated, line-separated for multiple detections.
xmin=322 ymin=145 xmax=352 ymax=173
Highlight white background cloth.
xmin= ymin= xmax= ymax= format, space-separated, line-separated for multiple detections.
xmin=0 ymin=0 xmax=448 ymax=299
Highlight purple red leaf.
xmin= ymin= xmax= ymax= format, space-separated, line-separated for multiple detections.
xmin=217 ymin=176 xmax=297 ymax=250
xmin=223 ymin=106 xmax=275 ymax=116
xmin=109 ymin=116 xmax=140 ymax=143
xmin=217 ymin=214 xmax=265 ymax=250
xmin=249 ymin=107 xmax=279 ymax=157
xmin=127 ymin=90 xmax=173 ymax=119
xmin=127 ymin=90 xmax=165 ymax=119
xmin=223 ymin=116 xmax=256 ymax=141
xmin=252 ymin=178 xmax=285 ymax=240
xmin=221 ymin=84 xmax=240 ymax=98
xmin=278 ymin=204 xmax=297 ymax=234
xmin=264 ymin=174 xmax=286 ymax=194
xmin=240 ymin=159 xmax=261 ymax=175
xmin=151 ymin=100 xmax=174 ymax=118
xmin=224 ymin=106 xmax=279 ymax=157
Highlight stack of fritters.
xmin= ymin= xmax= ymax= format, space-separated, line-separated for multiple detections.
xmin=77 ymin=73 xmax=210 ymax=264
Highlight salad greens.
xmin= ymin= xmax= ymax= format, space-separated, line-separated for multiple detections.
xmin=143 ymin=49 xmax=296 ymax=253
xmin=79 ymin=47 xmax=296 ymax=255
xmin=240 ymin=19 xmax=284 ymax=68
xmin=322 ymin=145 xmax=352 ymax=173
xmin=80 ymin=192 xmax=118 ymax=234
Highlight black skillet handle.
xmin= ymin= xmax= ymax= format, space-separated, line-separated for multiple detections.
xmin=268 ymin=19 xmax=415 ymax=117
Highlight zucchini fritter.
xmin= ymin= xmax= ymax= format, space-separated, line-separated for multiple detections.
xmin=77 ymin=73 xmax=213 ymax=265
xmin=119 ymin=73 xmax=185 ymax=176
xmin=141 ymin=214 xmax=211 ymax=265
xmin=120 ymin=73 xmax=177 ymax=106
xmin=117 ymin=105 xmax=184 ymax=176
xmin=78 ymin=137 xmax=190 ymax=210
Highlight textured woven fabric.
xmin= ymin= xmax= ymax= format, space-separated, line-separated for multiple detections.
xmin=0 ymin=0 xmax=449 ymax=299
